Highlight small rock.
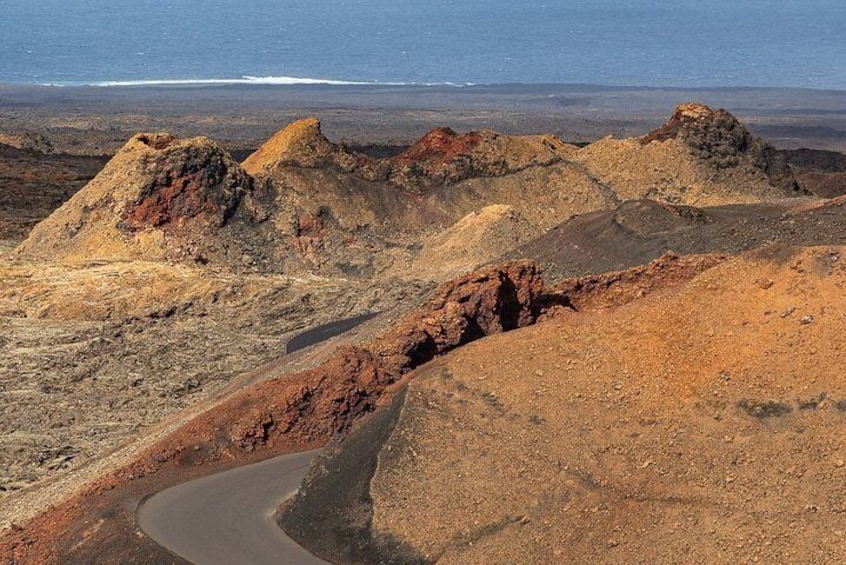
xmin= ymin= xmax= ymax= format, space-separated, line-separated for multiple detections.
xmin=800 ymin=315 xmax=814 ymax=325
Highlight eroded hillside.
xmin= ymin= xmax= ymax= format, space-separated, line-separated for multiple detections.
xmin=283 ymin=246 xmax=846 ymax=564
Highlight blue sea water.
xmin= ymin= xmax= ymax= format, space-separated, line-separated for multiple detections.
xmin=0 ymin=0 xmax=844 ymax=89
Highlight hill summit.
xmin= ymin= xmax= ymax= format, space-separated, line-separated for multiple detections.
xmin=242 ymin=117 xmax=361 ymax=174
xmin=640 ymin=102 xmax=798 ymax=193
xmin=15 ymin=133 xmax=259 ymax=265
xmin=12 ymin=104 xmax=814 ymax=274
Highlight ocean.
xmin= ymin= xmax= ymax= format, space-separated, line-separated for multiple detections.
xmin=1 ymin=0 xmax=844 ymax=89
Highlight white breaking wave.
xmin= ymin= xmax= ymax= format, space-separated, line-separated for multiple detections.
xmin=40 ymin=75 xmax=472 ymax=87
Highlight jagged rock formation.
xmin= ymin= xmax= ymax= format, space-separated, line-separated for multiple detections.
xmin=13 ymin=133 xmax=268 ymax=267
xmin=240 ymin=108 xmax=811 ymax=278
xmin=11 ymin=106 xmax=818 ymax=277
xmin=240 ymin=118 xmax=612 ymax=277
xmin=641 ymin=102 xmax=798 ymax=193
xmin=571 ymin=102 xmax=805 ymax=205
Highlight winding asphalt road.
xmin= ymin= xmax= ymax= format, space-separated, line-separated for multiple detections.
xmin=138 ymin=451 xmax=327 ymax=565
xmin=138 ymin=314 xmax=376 ymax=564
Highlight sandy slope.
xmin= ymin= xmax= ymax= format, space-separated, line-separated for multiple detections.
xmin=284 ymin=245 xmax=846 ymax=563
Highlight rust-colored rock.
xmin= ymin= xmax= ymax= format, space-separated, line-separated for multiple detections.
xmin=389 ymin=127 xmax=569 ymax=185
xmin=391 ymin=127 xmax=484 ymax=172
xmin=0 ymin=250 xmax=735 ymax=563
xmin=121 ymin=137 xmax=249 ymax=231
xmin=14 ymin=133 xmax=255 ymax=265
xmin=546 ymin=251 xmax=727 ymax=313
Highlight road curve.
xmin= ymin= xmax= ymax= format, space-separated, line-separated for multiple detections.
xmin=138 ymin=450 xmax=328 ymax=565
xmin=138 ymin=314 xmax=376 ymax=563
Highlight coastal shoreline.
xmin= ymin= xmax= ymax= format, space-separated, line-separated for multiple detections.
xmin=2 ymin=82 xmax=845 ymax=154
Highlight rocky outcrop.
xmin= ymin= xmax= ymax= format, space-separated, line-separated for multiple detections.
xmin=283 ymin=246 xmax=846 ymax=565
xmin=640 ymin=102 xmax=801 ymax=194
xmin=14 ymin=133 xmax=259 ymax=266
xmin=244 ymin=119 xmax=575 ymax=186
xmin=144 ymin=261 xmax=542 ymax=451
xmin=388 ymin=127 xmax=573 ymax=185
xmin=234 ymin=260 xmax=545 ymax=441
xmin=0 ymin=248 xmax=737 ymax=563
xmin=119 ymin=134 xmax=248 ymax=231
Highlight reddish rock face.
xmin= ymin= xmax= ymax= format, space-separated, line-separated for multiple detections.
xmin=241 ymin=260 xmax=545 ymax=444
xmin=121 ymin=141 xmax=251 ymax=231
xmin=294 ymin=214 xmax=324 ymax=237
xmin=392 ymin=127 xmax=485 ymax=172
xmin=209 ymin=260 xmax=549 ymax=454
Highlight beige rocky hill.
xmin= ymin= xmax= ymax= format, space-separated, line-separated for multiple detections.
xmin=13 ymin=133 xmax=269 ymax=268
xmin=407 ymin=205 xmax=542 ymax=279
xmin=571 ymin=102 xmax=804 ymax=205
xmin=387 ymin=126 xmax=577 ymax=186
xmin=240 ymin=107 xmax=808 ymax=278
xmin=243 ymin=117 xmax=605 ymax=234
xmin=239 ymin=118 xmax=612 ymax=277
xmin=283 ymin=245 xmax=846 ymax=564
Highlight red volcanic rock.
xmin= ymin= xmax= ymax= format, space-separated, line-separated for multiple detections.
xmin=121 ymin=140 xmax=250 ymax=231
xmin=389 ymin=127 xmax=567 ymax=185
xmin=304 ymin=259 xmax=545 ymax=434
xmin=392 ymin=127 xmax=484 ymax=171
xmin=199 ymin=260 xmax=546 ymax=452
xmin=230 ymin=260 xmax=545 ymax=445
xmin=14 ymin=132 xmax=255 ymax=264
xmin=294 ymin=214 xmax=325 ymax=237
